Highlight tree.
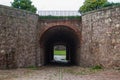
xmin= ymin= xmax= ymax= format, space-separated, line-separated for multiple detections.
xmin=79 ymin=0 xmax=107 ymax=14
xmin=11 ymin=0 xmax=37 ymax=13
xmin=102 ymin=2 xmax=120 ymax=7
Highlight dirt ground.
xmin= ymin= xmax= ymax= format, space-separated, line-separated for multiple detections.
xmin=0 ymin=65 xmax=120 ymax=80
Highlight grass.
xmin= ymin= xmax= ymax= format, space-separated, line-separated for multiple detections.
xmin=92 ymin=65 xmax=102 ymax=70
xmin=54 ymin=50 xmax=66 ymax=55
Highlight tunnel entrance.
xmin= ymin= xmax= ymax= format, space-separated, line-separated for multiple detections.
xmin=53 ymin=45 xmax=68 ymax=63
xmin=39 ymin=25 xmax=80 ymax=66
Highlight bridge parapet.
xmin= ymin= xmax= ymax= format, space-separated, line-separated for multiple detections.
xmin=38 ymin=11 xmax=81 ymax=20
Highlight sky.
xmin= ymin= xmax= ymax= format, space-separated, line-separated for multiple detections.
xmin=0 ymin=0 xmax=120 ymax=11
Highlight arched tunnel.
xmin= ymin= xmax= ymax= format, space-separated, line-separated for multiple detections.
xmin=39 ymin=25 xmax=80 ymax=65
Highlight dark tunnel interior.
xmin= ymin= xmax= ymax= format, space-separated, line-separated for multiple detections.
xmin=40 ymin=25 xmax=79 ymax=65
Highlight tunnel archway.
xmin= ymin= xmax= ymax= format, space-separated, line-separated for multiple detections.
xmin=39 ymin=25 xmax=80 ymax=66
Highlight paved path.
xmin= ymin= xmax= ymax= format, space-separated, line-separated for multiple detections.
xmin=0 ymin=56 xmax=120 ymax=80
xmin=0 ymin=65 xmax=120 ymax=80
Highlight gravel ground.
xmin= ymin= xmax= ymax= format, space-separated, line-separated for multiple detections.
xmin=0 ymin=65 xmax=120 ymax=80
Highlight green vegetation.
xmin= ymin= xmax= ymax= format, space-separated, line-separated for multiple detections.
xmin=79 ymin=0 xmax=120 ymax=14
xmin=11 ymin=0 xmax=37 ymax=13
xmin=39 ymin=16 xmax=81 ymax=20
xmin=92 ymin=65 xmax=102 ymax=70
xmin=26 ymin=66 xmax=38 ymax=70
xmin=102 ymin=2 xmax=120 ymax=7
xmin=54 ymin=50 xmax=66 ymax=55
xmin=79 ymin=0 xmax=107 ymax=14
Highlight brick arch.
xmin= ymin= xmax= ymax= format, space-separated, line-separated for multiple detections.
xmin=39 ymin=24 xmax=81 ymax=47
xmin=38 ymin=24 xmax=81 ymax=65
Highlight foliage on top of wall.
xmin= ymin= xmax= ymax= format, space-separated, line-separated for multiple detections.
xmin=11 ymin=0 xmax=37 ymax=13
xmin=39 ymin=16 xmax=81 ymax=20
xmin=102 ymin=2 xmax=120 ymax=7
xmin=79 ymin=0 xmax=120 ymax=14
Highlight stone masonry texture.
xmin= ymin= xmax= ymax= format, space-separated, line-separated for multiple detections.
xmin=81 ymin=6 xmax=120 ymax=68
xmin=0 ymin=5 xmax=39 ymax=69
xmin=0 ymin=5 xmax=120 ymax=69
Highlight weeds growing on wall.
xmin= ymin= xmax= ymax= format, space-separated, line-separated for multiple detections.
xmin=39 ymin=16 xmax=81 ymax=20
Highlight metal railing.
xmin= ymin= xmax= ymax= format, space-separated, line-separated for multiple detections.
xmin=37 ymin=11 xmax=81 ymax=16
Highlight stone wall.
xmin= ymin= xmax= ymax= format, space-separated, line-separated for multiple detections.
xmin=0 ymin=5 xmax=39 ymax=69
xmin=81 ymin=6 xmax=120 ymax=68
xmin=0 ymin=5 xmax=120 ymax=69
